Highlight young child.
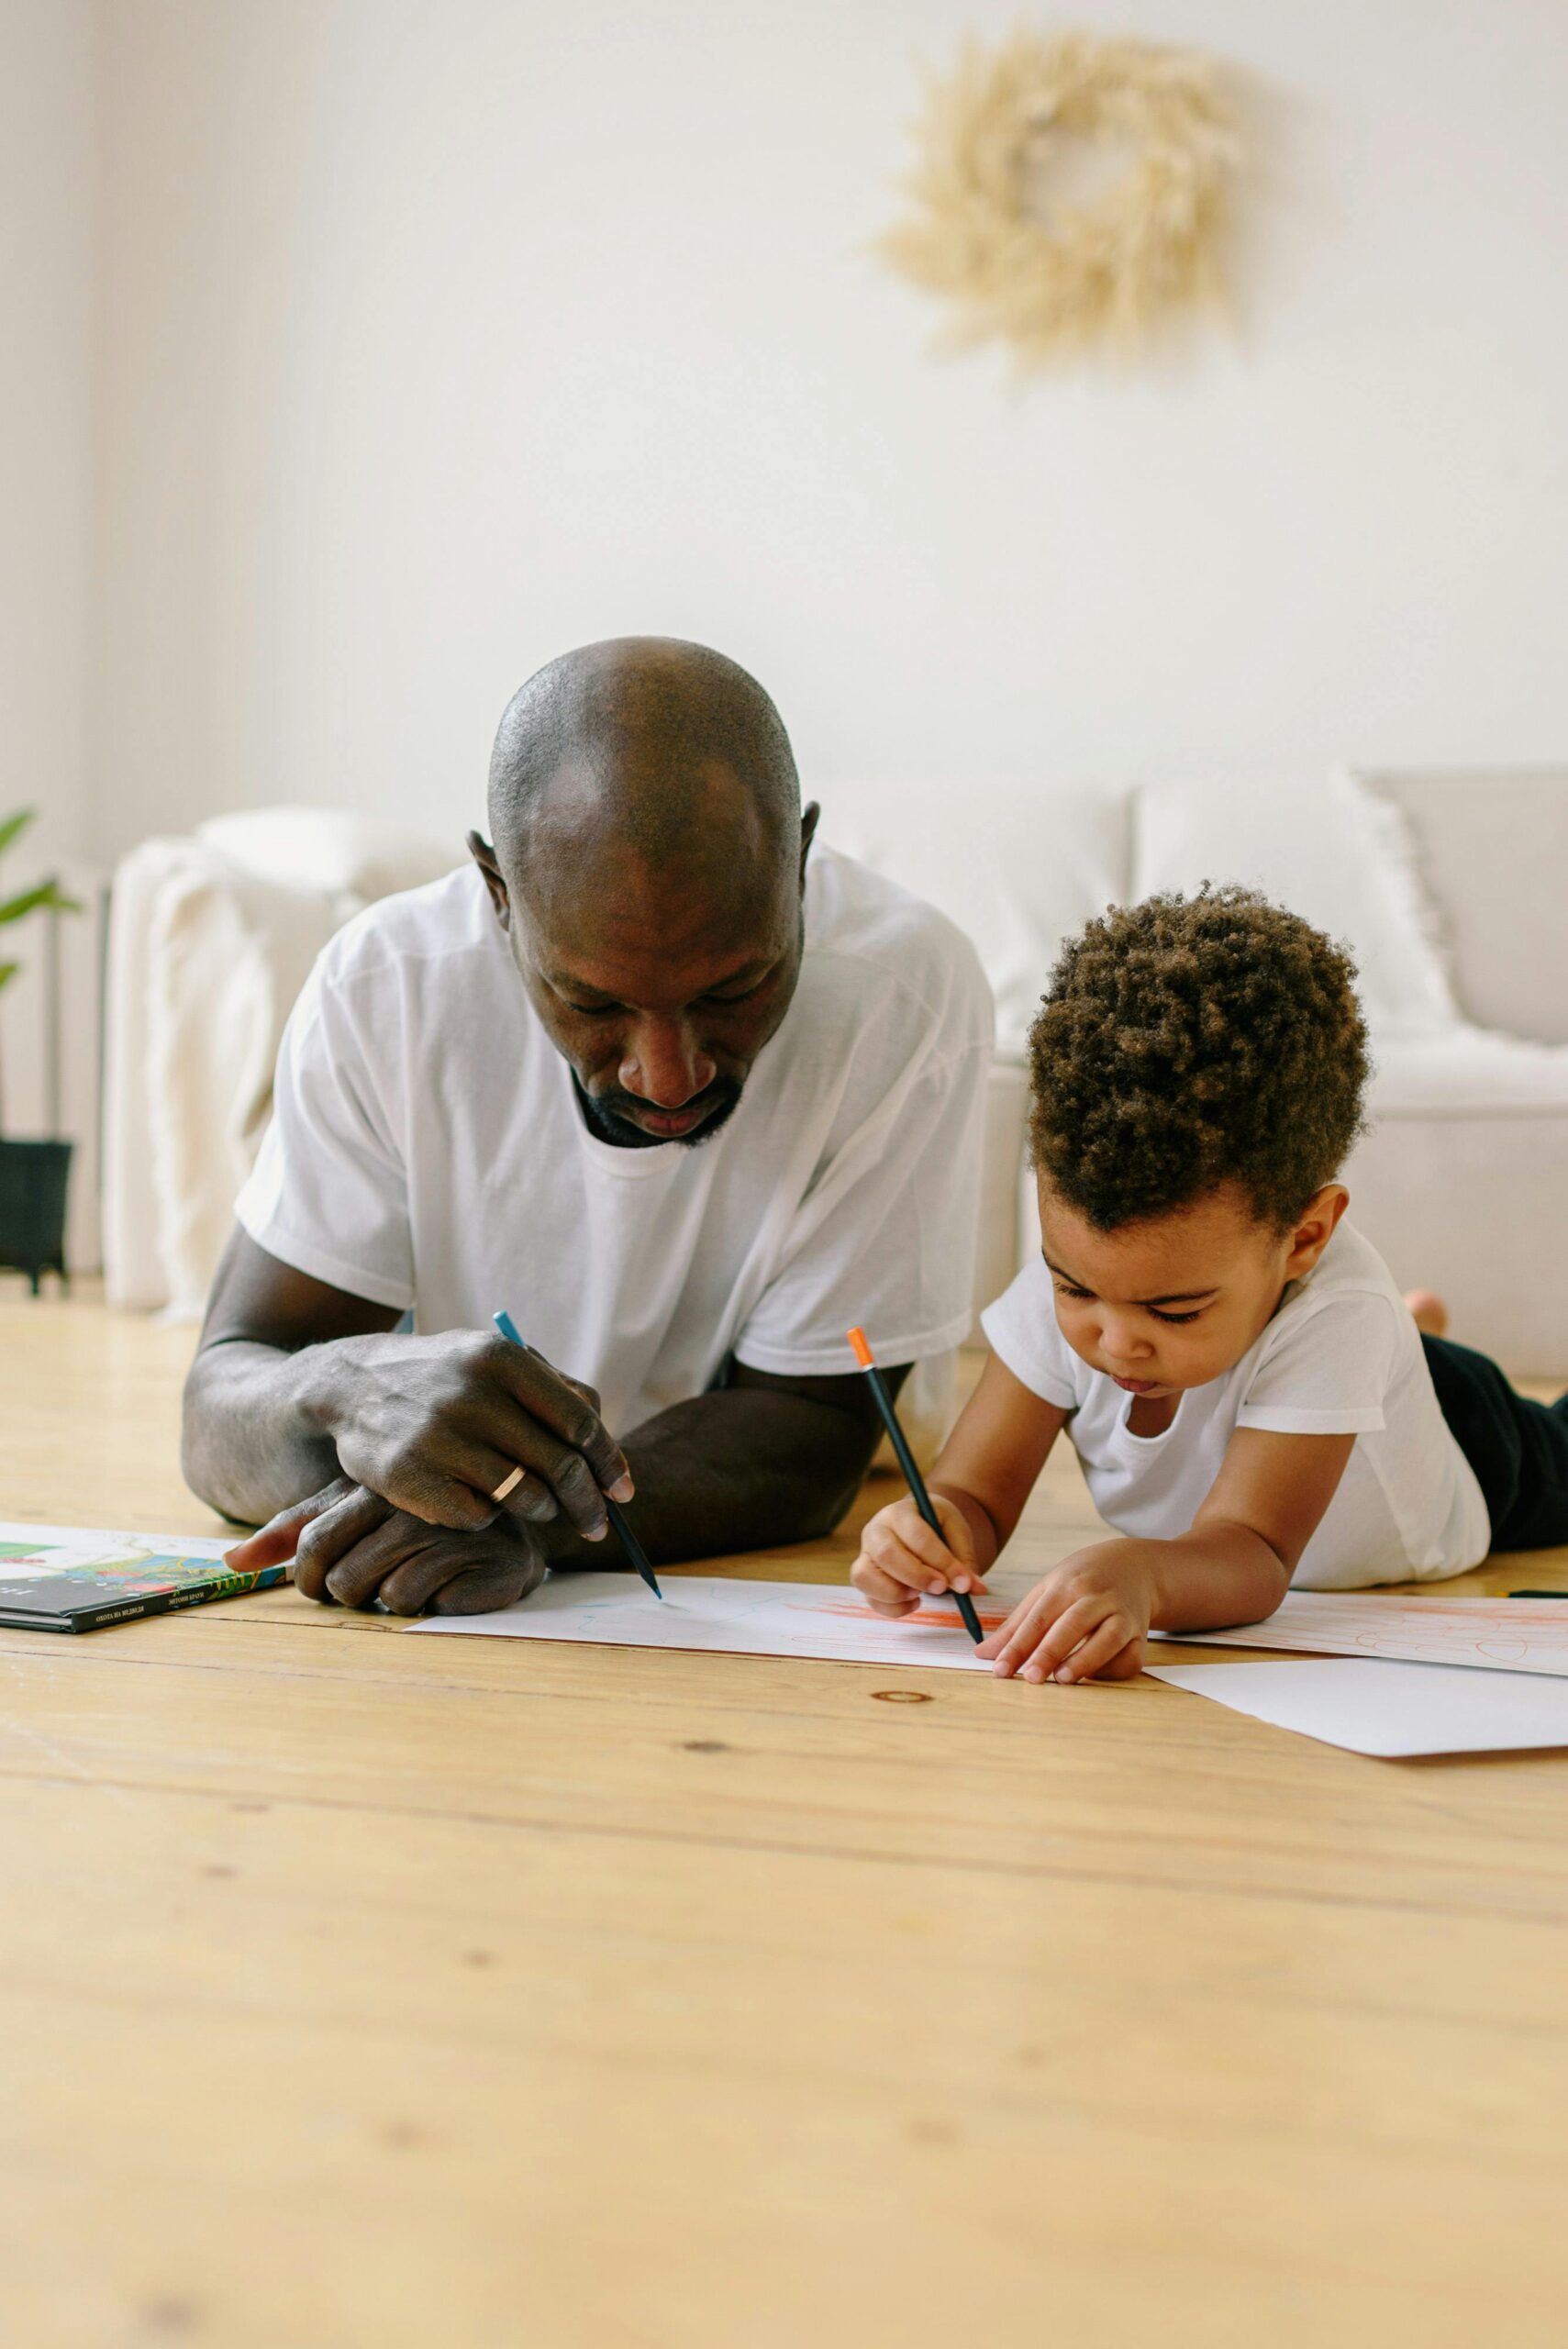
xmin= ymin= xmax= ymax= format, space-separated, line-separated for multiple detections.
xmin=852 ymin=885 xmax=1568 ymax=1685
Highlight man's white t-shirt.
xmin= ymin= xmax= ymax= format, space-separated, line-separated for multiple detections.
xmin=236 ymin=846 xmax=993 ymax=1437
xmin=980 ymin=1220 xmax=1490 ymax=1588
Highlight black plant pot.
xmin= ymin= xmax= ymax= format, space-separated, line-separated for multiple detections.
xmin=0 ymin=1138 xmax=72 ymax=1294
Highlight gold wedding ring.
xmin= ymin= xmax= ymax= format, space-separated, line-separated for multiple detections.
xmin=491 ymin=1465 xmax=526 ymax=1503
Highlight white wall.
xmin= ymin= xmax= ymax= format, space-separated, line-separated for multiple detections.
xmin=0 ymin=0 xmax=96 ymax=1216
xmin=89 ymin=0 xmax=1568 ymax=859
xmin=0 ymin=0 xmax=93 ymax=866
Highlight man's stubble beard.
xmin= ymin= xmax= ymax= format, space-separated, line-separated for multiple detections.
xmin=571 ymin=1074 xmax=745 ymax=1151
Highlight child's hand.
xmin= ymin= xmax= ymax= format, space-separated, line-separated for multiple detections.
xmin=977 ymin=1541 xmax=1156 ymax=1684
xmin=851 ymin=1493 xmax=983 ymax=1619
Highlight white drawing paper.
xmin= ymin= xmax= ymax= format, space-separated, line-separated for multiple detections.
xmin=1154 ymin=1590 xmax=1568 ymax=1678
xmin=411 ymin=1569 xmax=1041 ymax=1670
xmin=1147 ymin=1656 xmax=1568 ymax=1757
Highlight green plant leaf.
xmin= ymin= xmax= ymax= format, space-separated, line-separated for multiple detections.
xmin=0 ymin=810 xmax=37 ymax=861
xmin=0 ymin=960 xmax=18 ymax=993
xmin=0 ymin=883 xmax=77 ymax=927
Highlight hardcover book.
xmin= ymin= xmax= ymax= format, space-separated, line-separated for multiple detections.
xmin=0 ymin=1521 xmax=287 ymax=1632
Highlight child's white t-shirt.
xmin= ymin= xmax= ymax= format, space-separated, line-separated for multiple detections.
xmin=980 ymin=1220 xmax=1490 ymax=1587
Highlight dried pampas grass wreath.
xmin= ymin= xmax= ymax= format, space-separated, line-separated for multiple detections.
xmin=880 ymin=28 xmax=1240 ymax=370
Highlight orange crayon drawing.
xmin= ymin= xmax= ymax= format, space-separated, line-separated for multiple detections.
xmin=812 ymin=1598 xmax=1009 ymax=1633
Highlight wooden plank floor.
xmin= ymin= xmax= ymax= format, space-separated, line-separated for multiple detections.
xmin=3 ymin=1278 xmax=1567 ymax=2349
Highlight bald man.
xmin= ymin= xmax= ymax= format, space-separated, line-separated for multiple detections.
xmin=187 ymin=640 xmax=991 ymax=1615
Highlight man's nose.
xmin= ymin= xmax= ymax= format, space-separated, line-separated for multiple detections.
xmin=619 ymin=1018 xmax=716 ymax=1108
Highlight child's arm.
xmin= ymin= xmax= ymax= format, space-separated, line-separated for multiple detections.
xmin=980 ymin=1427 xmax=1357 ymax=1685
xmin=851 ymin=1356 xmax=1070 ymax=1616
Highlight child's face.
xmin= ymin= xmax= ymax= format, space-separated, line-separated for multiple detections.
xmin=1037 ymin=1177 xmax=1348 ymax=1400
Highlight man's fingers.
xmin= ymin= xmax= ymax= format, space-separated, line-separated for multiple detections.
xmin=311 ymin=1501 xmax=545 ymax=1618
xmin=224 ymin=1477 xmax=359 ymax=1575
xmin=318 ymin=1508 xmax=446 ymax=1609
xmin=495 ymin=1473 xmax=560 ymax=1528
xmin=330 ymin=1339 xmax=629 ymax=1532
xmin=507 ymin=1431 xmax=616 ymax=1542
xmin=334 ymin=1431 xmax=517 ymax=1533
xmin=429 ymin=1391 xmax=617 ymax=1542
xmin=486 ymin=1336 xmax=632 ymax=1500
xmin=294 ymin=1486 xmax=395 ymax=1602
xmin=424 ymin=1553 xmax=547 ymax=1616
xmin=376 ymin=1537 xmax=540 ymax=1617
xmin=411 ymin=1433 xmax=566 ymax=1531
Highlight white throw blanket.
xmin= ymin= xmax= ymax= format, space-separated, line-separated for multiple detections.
xmin=104 ymin=813 xmax=454 ymax=1316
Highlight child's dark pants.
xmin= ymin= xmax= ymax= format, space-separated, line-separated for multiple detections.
xmin=1423 ymin=1335 xmax=1568 ymax=1553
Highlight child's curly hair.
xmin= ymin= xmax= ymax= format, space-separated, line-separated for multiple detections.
xmin=1028 ymin=885 xmax=1370 ymax=1230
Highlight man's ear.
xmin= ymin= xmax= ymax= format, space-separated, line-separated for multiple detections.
xmin=798 ymin=801 xmax=821 ymax=891
xmin=1283 ymin=1185 xmax=1350 ymax=1281
xmin=467 ymin=830 xmax=511 ymax=930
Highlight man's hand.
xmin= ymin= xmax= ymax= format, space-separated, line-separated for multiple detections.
xmin=186 ymin=1236 xmax=903 ymax=1565
xmin=976 ymin=1540 xmax=1157 ymax=1684
xmin=851 ymin=1493 xmax=984 ymax=1617
xmin=303 ymin=1328 xmax=632 ymax=1541
xmin=227 ymin=1475 xmax=548 ymax=1615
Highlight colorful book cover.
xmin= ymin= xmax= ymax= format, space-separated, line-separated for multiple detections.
xmin=0 ymin=1521 xmax=288 ymax=1632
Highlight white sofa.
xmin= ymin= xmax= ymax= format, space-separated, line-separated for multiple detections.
xmin=105 ymin=773 xmax=1568 ymax=1375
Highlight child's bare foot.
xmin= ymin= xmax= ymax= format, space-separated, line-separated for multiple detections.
xmin=1405 ymin=1288 xmax=1449 ymax=1338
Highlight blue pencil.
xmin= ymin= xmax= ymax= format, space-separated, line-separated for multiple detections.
xmin=848 ymin=1325 xmax=984 ymax=1644
xmin=492 ymin=1310 xmax=662 ymax=1600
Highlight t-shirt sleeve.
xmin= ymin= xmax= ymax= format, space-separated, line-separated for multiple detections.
xmin=1236 ymin=1288 xmax=1402 ymax=1435
xmin=730 ymin=1029 xmax=990 ymax=1378
xmin=979 ymin=1255 xmax=1081 ymax=1408
xmin=233 ymin=952 xmax=415 ymax=1311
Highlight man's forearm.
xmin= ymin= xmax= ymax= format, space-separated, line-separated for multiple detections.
xmin=182 ymin=1338 xmax=344 ymax=1525
xmin=541 ymin=1386 xmax=876 ymax=1569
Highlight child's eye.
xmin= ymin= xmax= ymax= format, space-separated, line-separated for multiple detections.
xmin=1052 ymin=1284 xmax=1093 ymax=1302
xmin=1150 ymin=1307 xmax=1203 ymax=1325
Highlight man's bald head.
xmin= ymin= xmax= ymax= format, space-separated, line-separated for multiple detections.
xmin=472 ymin=639 xmax=818 ymax=1147
xmin=486 ymin=637 xmax=800 ymax=889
